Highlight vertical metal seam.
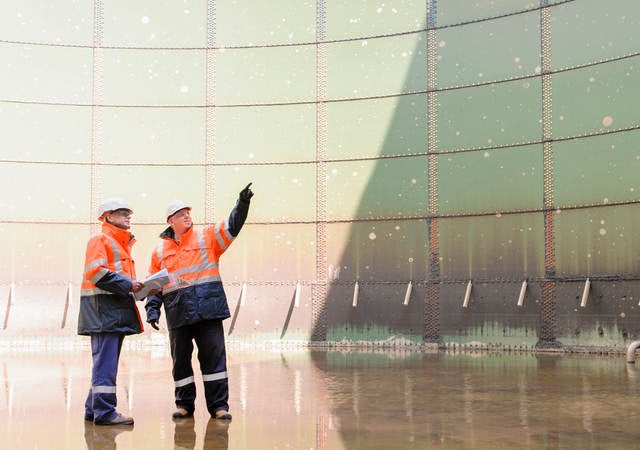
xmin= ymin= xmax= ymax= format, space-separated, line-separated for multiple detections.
xmin=312 ymin=0 xmax=328 ymax=342
xmin=425 ymin=0 xmax=441 ymax=342
xmin=90 ymin=0 xmax=104 ymax=236
xmin=541 ymin=1 xmax=555 ymax=276
xmin=539 ymin=0 xmax=559 ymax=346
xmin=205 ymin=0 xmax=217 ymax=223
xmin=541 ymin=0 xmax=554 ymax=271
xmin=541 ymin=4 xmax=553 ymax=207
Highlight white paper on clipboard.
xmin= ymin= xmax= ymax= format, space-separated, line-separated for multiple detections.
xmin=134 ymin=268 xmax=170 ymax=300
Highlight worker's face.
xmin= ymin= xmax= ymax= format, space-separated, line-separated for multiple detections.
xmin=106 ymin=209 xmax=132 ymax=230
xmin=168 ymin=208 xmax=192 ymax=234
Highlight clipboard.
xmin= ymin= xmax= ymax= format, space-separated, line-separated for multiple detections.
xmin=134 ymin=268 xmax=170 ymax=300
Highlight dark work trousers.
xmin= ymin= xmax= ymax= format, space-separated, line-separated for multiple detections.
xmin=169 ymin=319 xmax=229 ymax=416
xmin=85 ymin=333 xmax=124 ymax=423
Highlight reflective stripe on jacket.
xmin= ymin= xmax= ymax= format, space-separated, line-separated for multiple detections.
xmin=145 ymin=199 xmax=249 ymax=329
xmin=77 ymin=222 xmax=143 ymax=336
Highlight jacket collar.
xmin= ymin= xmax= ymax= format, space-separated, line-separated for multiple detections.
xmin=160 ymin=225 xmax=194 ymax=242
xmin=102 ymin=221 xmax=135 ymax=246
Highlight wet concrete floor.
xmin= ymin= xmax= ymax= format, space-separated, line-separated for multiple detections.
xmin=1 ymin=343 xmax=640 ymax=449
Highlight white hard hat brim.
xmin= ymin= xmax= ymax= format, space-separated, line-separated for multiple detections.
xmin=99 ymin=208 xmax=133 ymax=221
xmin=167 ymin=207 xmax=191 ymax=222
xmin=166 ymin=200 xmax=192 ymax=221
xmin=97 ymin=198 xmax=132 ymax=221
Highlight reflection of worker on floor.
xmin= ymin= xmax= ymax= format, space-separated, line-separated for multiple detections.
xmin=204 ymin=419 xmax=230 ymax=450
xmin=84 ymin=419 xmax=132 ymax=450
xmin=173 ymin=418 xmax=229 ymax=450
xmin=173 ymin=417 xmax=196 ymax=450
xmin=146 ymin=184 xmax=254 ymax=420
xmin=79 ymin=198 xmax=146 ymax=426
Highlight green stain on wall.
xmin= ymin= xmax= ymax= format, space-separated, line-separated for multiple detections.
xmin=442 ymin=321 xmax=538 ymax=347
xmin=558 ymin=320 xmax=632 ymax=348
xmin=326 ymin=323 xmax=422 ymax=345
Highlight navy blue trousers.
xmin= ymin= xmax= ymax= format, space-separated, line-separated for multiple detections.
xmin=169 ymin=319 xmax=229 ymax=416
xmin=84 ymin=333 xmax=124 ymax=423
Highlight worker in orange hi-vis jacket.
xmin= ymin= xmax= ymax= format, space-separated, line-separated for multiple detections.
xmin=78 ymin=198 xmax=147 ymax=426
xmin=145 ymin=183 xmax=253 ymax=421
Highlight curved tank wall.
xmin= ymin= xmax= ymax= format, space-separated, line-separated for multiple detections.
xmin=0 ymin=0 xmax=639 ymax=350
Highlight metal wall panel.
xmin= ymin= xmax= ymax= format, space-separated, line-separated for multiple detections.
xmin=1 ymin=0 xmax=639 ymax=351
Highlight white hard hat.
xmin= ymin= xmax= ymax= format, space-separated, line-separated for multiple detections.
xmin=98 ymin=198 xmax=132 ymax=221
xmin=166 ymin=200 xmax=191 ymax=221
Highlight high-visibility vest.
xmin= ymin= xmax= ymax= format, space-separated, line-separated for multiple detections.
xmin=150 ymin=220 xmax=234 ymax=295
xmin=81 ymin=223 xmax=137 ymax=295
xmin=78 ymin=222 xmax=143 ymax=335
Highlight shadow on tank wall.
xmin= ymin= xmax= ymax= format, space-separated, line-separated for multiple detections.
xmin=309 ymin=1 xmax=640 ymax=352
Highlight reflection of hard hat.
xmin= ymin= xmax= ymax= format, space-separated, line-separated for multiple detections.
xmin=166 ymin=200 xmax=191 ymax=221
xmin=98 ymin=198 xmax=132 ymax=221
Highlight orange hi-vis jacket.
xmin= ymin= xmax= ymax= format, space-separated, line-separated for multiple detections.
xmin=77 ymin=221 xmax=143 ymax=335
xmin=145 ymin=199 xmax=250 ymax=329
xmin=152 ymin=221 xmax=232 ymax=295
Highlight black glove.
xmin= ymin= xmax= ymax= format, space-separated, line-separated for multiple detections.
xmin=239 ymin=182 xmax=254 ymax=203
xmin=149 ymin=319 xmax=159 ymax=330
